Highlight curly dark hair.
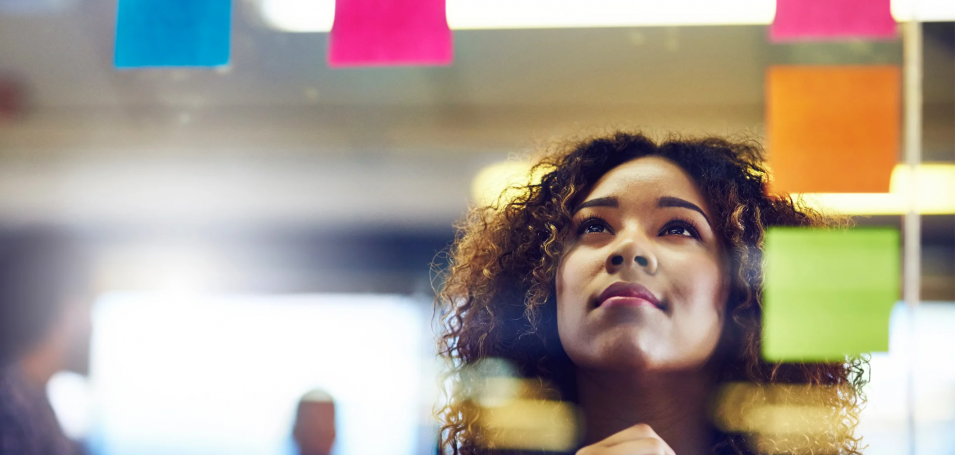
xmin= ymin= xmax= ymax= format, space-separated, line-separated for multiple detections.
xmin=435 ymin=131 xmax=867 ymax=455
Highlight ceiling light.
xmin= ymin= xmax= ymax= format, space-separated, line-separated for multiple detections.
xmin=796 ymin=164 xmax=955 ymax=215
xmin=474 ymin=161 xmax=954 ymax=215
xmin=257 ymin=0 xmax=335 ymax=33
xmin=471 ymin=161 xmax=532 ymax=207
xmin=446 ymin=0 xmax=776 ymax=30
xmin=257 ymin=0 xmax=776 ymax=33
xmin=891 ymin=0 xmax=955 ymax=22
xmin=256 ymin=0 xmax=951 ymax=33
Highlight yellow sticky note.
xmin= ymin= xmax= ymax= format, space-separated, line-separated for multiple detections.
xmin=762 ymin=228 xmax=900 ymax=362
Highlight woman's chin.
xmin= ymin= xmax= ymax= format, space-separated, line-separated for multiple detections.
xmin=572 ymin=335 xmax=664 ymax=372
xmin=573 ymin=333 xmax=713 ymax=374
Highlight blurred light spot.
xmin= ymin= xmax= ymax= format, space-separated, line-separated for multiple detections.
xmin=750 ymin=433 xmax=847 ymax=455
xmin=859 ymin=303 xmax=955 ymax=455
xmin=98 ymin=246 xmax=222 ymax=294
xmin=89 ymin=293 xmax=428 ymax=455
xmin=154 ymin=257 xmax=217 ymax=294
xmin=664 ymin=27 xmax=681 ymax=51
xmin=257 ymin=0 xmax=776 ymax=32
xmin=447 ymin=0 xmax=777 ymax=29
xmin=300 ymin=389 xmax=334 ymax=403
xmin=461 ymin=358 xmax=579 ymax=452
xmin=477 ymin=162 xmax=955 ymax=215
xmin=749 ymin=405 xmax=840 ymax=434
xmin=470 ymin=161 xmax=551 ymax=208
xmin=47 ymin=371 xmax=94 ymax=440
xmin=714 ymin=383 xmax=855 ymax=454
xmin=258 ymin=0 xmax=335 ymax=33
xmin=253 ymin=0 xmax=950 ymax=33
xmin=627 ymin=31 xmax=647 ymax=46
xmin=796 ymin=164 xmax=955 ymax=215
xmin=460 ymin=358 xmax=521 ymax=407
xmin=762 ymin=228 xmax=899 ymax=361
xmin=891 ymin=0 xmax=955 ymax=21
xmin=476 ymin=377 xmax=523 ymax=408
xmin=480 ymin=399 xmax=578 ymax=452
xmin=715 ymin=383 xmax=850 ymax=433
xmin=464 ymin=357 xmax=519 ymax=380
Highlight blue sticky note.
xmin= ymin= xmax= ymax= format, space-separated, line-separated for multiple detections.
xmin=115 ymin=0 xmax=231 ymax=68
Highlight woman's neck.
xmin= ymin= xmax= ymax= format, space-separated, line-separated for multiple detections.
xmin=576 ymin=367 xmax=715 ymax=455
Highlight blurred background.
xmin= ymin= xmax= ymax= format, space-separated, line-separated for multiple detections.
xmin=0 ymin=1 xmax=951 ymax=455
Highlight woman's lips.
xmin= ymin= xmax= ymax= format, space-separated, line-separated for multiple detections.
xmin=597 ymin=281 xmax=663 ymax=309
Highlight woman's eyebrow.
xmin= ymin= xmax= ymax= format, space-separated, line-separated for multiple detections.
xmin=658 ymin=196 xmax=711 ymax=225
xmin=573 ymin=196 xmax=618 ymax=214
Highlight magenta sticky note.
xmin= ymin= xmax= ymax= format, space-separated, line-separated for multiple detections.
xmin=329 ymin=0 xmax=452 ymax=67
xmin=771 ymin=0 xmax=897 ymax=41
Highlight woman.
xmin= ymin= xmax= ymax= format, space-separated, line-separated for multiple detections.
xmin=435 ymin=132 xmax=866 ymax=455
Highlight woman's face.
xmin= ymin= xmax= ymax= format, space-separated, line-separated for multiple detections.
xmin=556 ymin=156 xmax=729 ymax=373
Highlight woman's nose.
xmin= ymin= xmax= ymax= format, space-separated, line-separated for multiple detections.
xmin=606 ymin=236 xmax=658 ymax=275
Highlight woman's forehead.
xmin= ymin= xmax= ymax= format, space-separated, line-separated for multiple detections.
xmin=585 ymin=156 xmax=707 ymax=207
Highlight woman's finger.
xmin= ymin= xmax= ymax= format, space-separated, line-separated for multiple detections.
xmin=577 ymin=438 xmax=676 ymax=455
xmin=590 ymin=423 xmax=662 ymax=447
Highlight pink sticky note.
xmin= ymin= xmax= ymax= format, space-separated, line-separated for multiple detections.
xmin=771 ymin=0 xmax=897 ymax=41
xmin=329 ymin=0 xmax=452 ymax=67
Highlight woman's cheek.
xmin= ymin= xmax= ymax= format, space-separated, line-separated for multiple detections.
xmin=555 ymin=256 xmax=572 ymax=309
xmin=673 ymin=255 xmax=726 ymax=354
xmin=555 ymin=259 xmax=577 ymax=356
xmin=555 ymin=249 xmax=596 ymax=347
xmin=557 ymin=248 xmax=598 ymax=305
xmin=675 ymin=249 xmax=722 ymax=298
xmin=554 ymin=256 xmax=575 ymax=324
xmin=664 ymin=251 xmax=721 ymax=311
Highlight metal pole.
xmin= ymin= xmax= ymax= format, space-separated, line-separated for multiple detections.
xmin=902 ymin=17 xmax=922 ymax=455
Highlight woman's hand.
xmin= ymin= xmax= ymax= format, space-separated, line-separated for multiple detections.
xmin=576 ymin=424 xmax=676 ymax=455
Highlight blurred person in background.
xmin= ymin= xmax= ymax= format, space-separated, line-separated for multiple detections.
xmin=0 ymin=231 xmax=92 ymax=455
xmin=436 ymin=132 xmax=866 ymax=455
xmin=292 ymin=389 xmax=336 ymax=455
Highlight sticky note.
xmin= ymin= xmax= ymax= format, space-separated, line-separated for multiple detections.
xmin=115 ymin=0 xmax=231 ymax=68
xmin=771 ymin=0 xmax=897 ymax=41
xmin=766 ymin=66 xmax=900 ymax=193
xmin=762 ymin=228 xmax=900 ymax=362
xmin=329 ymin=0 xmax=452 ymax=67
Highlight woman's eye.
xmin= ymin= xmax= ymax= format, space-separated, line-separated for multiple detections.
xmin=662 ymin=223 xmax=698 ymax=238
xmin=666 ymin=226 xmax=690 ymax=236
xmin=577 ymin=218 xmax=611 ymax=235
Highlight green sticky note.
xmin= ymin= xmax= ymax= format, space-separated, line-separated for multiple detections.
xmin=763 ymin=228 xmax=900 ymax=362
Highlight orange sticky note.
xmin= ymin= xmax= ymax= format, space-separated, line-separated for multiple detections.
xmin=766 ymin=66 xmax=900 ymax=193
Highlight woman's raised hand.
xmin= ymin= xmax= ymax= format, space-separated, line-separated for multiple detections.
xmin=576 ymin=424 xmax=676 ymax=455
